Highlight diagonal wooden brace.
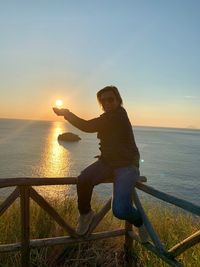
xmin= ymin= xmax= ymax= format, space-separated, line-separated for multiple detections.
xmin=0 ymin=187 xmax=19 ymax=217
xmin=133 ymin=188 xmax=166 ymax=252
xmin=86 ymin=198 xmax=112 ymax=236
xmin=29 ymin=187 xmax=78 ymax=238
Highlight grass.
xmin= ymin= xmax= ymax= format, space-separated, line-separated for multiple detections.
xmin=0 ymin=190 xmax=199 ymax=267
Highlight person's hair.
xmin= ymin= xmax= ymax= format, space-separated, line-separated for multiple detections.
xmin=97 ymin=85 xmax=123 ymax=106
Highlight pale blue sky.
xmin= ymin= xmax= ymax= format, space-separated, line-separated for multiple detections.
xmin=0 ymin=1 xmax=200 ymax=128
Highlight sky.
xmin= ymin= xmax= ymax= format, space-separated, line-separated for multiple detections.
xmin=0 ymin=0 xmax=200 ymax=128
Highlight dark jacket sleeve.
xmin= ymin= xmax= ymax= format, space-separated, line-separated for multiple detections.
xmin=64 ymin=111 xmax=102 ymax=133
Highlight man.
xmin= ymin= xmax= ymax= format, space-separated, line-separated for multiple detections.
xmin=53 ymin=85 xmax=148 ymax=242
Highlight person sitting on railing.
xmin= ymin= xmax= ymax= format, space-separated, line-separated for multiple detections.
xmin=53 ymin=85 xmax=149 ymax=242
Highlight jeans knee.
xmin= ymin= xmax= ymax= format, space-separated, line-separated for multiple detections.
xmin=112 ymin=202 xmax=130 ymax=220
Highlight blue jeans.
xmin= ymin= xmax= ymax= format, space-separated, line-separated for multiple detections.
xmin=77 ymin=160 xmax=143 ymax=227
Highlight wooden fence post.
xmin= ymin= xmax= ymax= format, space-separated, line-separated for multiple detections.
xmin=19 ymin=186 xmax=30 ymax=267
xmin=124 ymin=221 xmax=136 ymax=267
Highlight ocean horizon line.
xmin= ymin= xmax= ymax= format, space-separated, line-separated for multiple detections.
xmin=1 ymin=116 xmax=200 ymax=131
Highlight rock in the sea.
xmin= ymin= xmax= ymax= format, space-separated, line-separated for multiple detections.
xmin=58 ymin=132 xmax=81 ymax=142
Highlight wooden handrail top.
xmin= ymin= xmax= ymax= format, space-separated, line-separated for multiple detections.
xmin=0 ymin=177 xmax=77 ymax=188
xmin=0 ymin=176 xmax=147 ymax=188
xmin=0 ymin=176 xmax=199 ymax=216
xmin=137 ymin=183 xmax=200 ymax=217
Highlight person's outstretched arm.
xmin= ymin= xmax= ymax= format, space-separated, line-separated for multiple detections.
xmin=53 ymin=108 xmax=102 ymax=133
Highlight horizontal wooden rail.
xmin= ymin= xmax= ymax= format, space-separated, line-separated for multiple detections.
xmin=0 ymin=229 xmax=126 ymax=253
xmin=0 ymin=177 xmax=77 ymax=188
xmin=1 ymin=176 xmax=198 ymax=216
xmin=0 ymin=176 xmax=147 ymax=188
xmin=169 ymin=230 xmax=200 ymax=257
xmin=136 ymin=182 xmax=200 ymax=216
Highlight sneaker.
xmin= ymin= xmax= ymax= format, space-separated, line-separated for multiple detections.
xmin=76 ymin=210 xmax=95 ymax=235
xmin=138 ymin=224 xmax=149 ymax=243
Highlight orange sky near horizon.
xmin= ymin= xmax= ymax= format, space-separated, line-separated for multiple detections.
xmin=1 ymin=93 xmax=199 ymax=130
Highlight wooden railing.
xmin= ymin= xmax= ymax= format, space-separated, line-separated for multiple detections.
xmin=0 ymin=176 xmax=199 ymax=267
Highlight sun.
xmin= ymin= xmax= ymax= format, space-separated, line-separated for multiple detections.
xmin=55 ymin=99 xmax=63 ymax=108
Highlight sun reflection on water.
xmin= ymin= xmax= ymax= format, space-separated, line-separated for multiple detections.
xmin=35 ymin=121 xmax=72 ymax=200
xmin=46 ymin=122 xmax=70 ymax=175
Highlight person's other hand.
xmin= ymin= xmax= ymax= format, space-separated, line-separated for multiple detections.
xmin=53 ymin=107 xmax=70 ymax=116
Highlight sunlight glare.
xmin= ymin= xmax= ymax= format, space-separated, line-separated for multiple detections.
xmin=55 ymin=99 xmax=63 ymax=108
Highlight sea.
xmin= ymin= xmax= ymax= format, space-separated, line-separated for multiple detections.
xmin=0 ymin=118 xmax=199 ymax=206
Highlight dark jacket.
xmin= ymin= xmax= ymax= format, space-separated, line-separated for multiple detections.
xmin=64 ymin=106 xmax=140 ymax=168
